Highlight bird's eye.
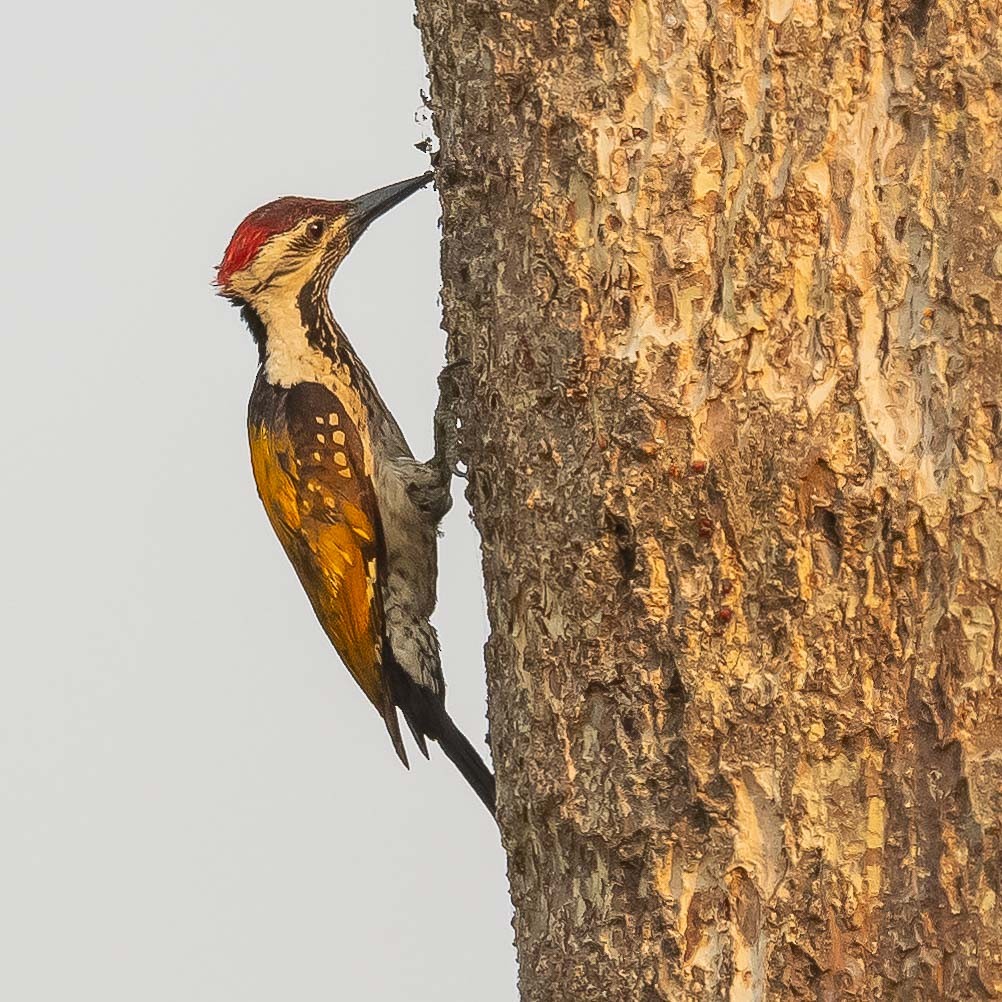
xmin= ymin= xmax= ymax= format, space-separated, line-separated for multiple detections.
xmin=306 ymin=220 xmax=325 ymax=240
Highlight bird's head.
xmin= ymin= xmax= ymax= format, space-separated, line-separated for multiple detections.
xmin=215 ymin=172 xmax=433 ymax=309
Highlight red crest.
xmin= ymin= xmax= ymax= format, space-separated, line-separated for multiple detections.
xmin=216 ymin=197 xmax=344 ymax=289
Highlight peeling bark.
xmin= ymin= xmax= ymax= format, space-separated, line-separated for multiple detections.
xmin=415 ymin=1 xmax=1002 ymax=999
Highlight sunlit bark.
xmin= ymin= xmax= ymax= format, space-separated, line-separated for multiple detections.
xmin=416 ymin=1 xmax=1002 ymax=998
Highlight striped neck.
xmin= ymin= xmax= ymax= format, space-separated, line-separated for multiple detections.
xmin=239 ymin=280 xmax=344 ymax=389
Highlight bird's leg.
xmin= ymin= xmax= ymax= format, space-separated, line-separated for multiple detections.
xmin=432 ymin=359 xmax=468 ymax=482
xmin=405 ymin=360 xmax=468 ymax=523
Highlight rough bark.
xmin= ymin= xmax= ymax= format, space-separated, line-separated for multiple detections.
xmin=415 ymin=1 xmax=1002 ymax=999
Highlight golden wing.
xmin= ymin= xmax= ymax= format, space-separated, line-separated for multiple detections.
xmin=247 ymin=378 xmax=407 ymax=764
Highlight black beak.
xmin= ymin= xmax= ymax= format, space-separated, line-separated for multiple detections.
xmin=346 ymin=172 xmax=434 ymax=240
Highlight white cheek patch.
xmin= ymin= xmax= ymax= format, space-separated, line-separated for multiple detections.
xmin=228 ymin=216 xmax=349 ymax=301
xmin=246 ymin=238 xmax=313 ymax=292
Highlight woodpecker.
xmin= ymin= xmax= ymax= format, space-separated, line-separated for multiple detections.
xmin=216 ymin=173 xmax=495 ymax=815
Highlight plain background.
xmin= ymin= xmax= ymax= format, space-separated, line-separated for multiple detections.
xmin=1 ymin=3 xmax=515 ymax=999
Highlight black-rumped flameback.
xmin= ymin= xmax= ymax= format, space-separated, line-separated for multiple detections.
xmin=215 ymin=173 xmax=495 ymax=815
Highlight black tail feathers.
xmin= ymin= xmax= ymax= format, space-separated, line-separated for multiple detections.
xmin=434 ymin=711 xmax=497 ymax=816
xmin=385 ymin=660 xmax=496 ymax=817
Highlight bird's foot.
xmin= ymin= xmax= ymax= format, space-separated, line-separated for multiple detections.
xmin=433 ymin=359 xmax=469 ymax=481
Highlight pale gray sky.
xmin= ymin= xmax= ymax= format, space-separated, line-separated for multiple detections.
xmin=2 ymin=3 xmax=515 ymax=999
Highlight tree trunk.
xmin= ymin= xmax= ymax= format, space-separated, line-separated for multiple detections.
xmin=414 ymin=1 xmax=1002 ymax=998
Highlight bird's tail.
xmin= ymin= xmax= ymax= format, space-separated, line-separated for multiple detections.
xmin=385 ymin=659 xmax=496 ymax=817
xmin=434 ymin=710 xmax=496 ymax=816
